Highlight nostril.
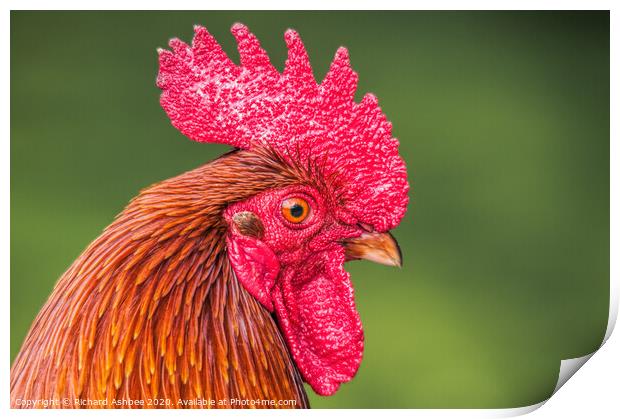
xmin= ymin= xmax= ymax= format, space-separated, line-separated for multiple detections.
xmin=357 ymin=222 xmax=374 ymax=233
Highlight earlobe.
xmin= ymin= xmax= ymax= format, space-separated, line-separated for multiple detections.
xmin=226 ymin=213 xmax=279 ymax=311
xmin=231 ymin=211 xmax=265 ymax=239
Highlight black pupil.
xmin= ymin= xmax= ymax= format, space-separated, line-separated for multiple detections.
xmin=290 ymin=204 xmax=304 ymax=218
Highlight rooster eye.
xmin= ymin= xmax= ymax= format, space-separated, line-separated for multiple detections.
xmin=281 ymin=197 xmax=310 ymax=223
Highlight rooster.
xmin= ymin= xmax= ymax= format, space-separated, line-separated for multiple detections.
xmin=11 ymin=23 xmax=409 ymax=408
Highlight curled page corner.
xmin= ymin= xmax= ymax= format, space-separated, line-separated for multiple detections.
xmin=497 ymin=288 xmax=618 ymax=417
xmin=551 ymin=285 xmax=617 ymax=396
xmin=553 ymin=353 xmax=595 ymax=394
xmin=494 ymin=401 xmax=546 ymax=417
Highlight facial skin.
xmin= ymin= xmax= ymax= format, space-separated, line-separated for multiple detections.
xmin=225 ymin=184 xmax=362 ymax=263
xmin=223 ymin=183 xmax=402 ymax=395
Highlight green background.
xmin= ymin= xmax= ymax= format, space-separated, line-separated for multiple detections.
xmin=10 ymin=11 xmax=609 ymax=408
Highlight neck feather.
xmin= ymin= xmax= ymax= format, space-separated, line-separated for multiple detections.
xmin=11 ymin=149 xmax=309 ymax=408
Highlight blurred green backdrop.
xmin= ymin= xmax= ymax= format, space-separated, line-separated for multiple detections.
xmin=10 ymin=11 xmax=609 ymax=408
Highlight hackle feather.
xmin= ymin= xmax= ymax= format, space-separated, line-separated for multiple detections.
xmin=10 ymin=149 xmax=312 ymax=408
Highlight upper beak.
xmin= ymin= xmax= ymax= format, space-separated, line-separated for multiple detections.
xmin=342 ymin=231 xmax=403 ymax=268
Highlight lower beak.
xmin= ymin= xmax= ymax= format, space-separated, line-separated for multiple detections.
xmin=342 ymin=231 xmax=403 ymax=268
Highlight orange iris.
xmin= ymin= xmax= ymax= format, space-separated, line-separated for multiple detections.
xmin=281 ymin=197 xmax=310 ymax=223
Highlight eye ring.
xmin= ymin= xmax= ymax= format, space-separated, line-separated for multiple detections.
xmin=281 ymin=197 xmax=310 ymax=224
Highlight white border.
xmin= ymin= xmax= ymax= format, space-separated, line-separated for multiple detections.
xmin=0 ymin=0 xmax=617 ymax=10
xmin=2 ymin=2 xmax=616 ymax=418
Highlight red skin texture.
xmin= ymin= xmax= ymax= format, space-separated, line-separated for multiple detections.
xmin=225 ymin=185 xmax=363 ymax=395
xmin=226 ymin=234 xmax=278 ymax=311
xmin=158 ymin=24 xmax=410 ymax=395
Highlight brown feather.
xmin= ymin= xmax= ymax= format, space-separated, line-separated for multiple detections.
xmin=11 ymin=148 xmax=313 ymax=409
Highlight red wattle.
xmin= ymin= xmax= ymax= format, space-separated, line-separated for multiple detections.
xmin=227 ymin=234 xmax=279 ymax=312
xmin=272 ymin=247 xmax=363 ymax=396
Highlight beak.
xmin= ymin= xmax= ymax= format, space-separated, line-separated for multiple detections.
xmin=343 ymin=231 xmax=403 ymax=268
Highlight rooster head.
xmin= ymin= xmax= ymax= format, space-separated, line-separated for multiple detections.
xmin=157 ymin=23 xmax=409 ymax=396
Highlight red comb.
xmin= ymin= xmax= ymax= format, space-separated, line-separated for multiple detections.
xmin=158 ymin=24 xmax=409 ymax=231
